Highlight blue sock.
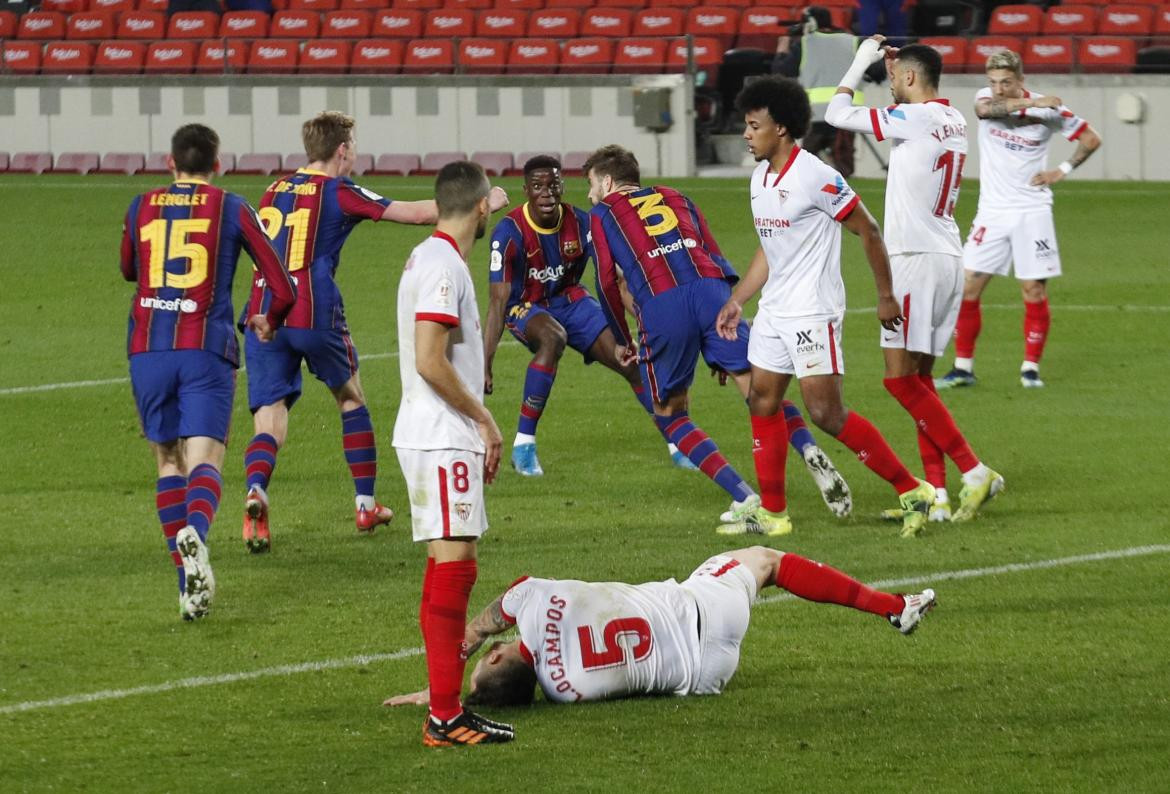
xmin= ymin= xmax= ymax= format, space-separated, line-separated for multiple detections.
xmin=341 ymin=406 xmax=377 ymax=497
xmin=157 ymin=475 xmax=187 ymax=594
xmin=186 ymin=463 xmax=222 ymax=543
xmin=244 ymin=432 xmax=278 ymax=493
xmin=518 ymin=363 xmax=556 ymax=438
xmin=654 ymin=412 xmax=753 ymax=501
xmin=783 ymin=400 xmax=818 ymax=455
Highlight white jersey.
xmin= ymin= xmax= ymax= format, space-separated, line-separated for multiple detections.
xmin=501 ymin=575 xmax=701 ymax=703
xmin=392 ymin=231 xmax=485 ymax=453
xmin=973 ymin=86 xmax=1089 ymax=211
xmin=750 ymin=146 xmax=860 ymax=318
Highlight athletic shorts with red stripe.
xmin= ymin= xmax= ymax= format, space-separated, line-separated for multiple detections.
xmin=244 ymin=326 xmax=359 ymax=411
xmin=395 ymin=447 xmax=487 ymax=542
xmin=505 ymin=294 xmax=610 ymax=364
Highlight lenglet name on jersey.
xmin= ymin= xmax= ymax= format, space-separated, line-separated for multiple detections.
xmin=150 ymin=193 xmax=209 ymax=206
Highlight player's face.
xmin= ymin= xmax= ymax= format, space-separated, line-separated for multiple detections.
xmin=586 ymin=170 xmax=612 ymax=206
xmin=889 ymin=60 xmax=910 ymax=103
xmin=742 ymin=107 xmax=782 ymax=163
xmin=475 ymin=194 xmax=490 ymax=239
xmin=524 ymin=169 xmax=564 ymax=226
xmin=986 ymin=68 xmax=1024 ymax=100
xmin=468 ymin=641 xmax=519 ymax=692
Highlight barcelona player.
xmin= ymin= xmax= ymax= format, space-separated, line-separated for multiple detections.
xmin=122 ymin=123 xmax=296 ymax=620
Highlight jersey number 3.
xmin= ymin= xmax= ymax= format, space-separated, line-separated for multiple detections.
xmin=629 ymin=193 xmax=679 ymax=237
xmin=578 ymin=617 xmax=653 ymax=670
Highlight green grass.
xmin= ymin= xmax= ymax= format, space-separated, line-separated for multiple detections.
xmin=1 ymin=174 xmax=1168 ymax=791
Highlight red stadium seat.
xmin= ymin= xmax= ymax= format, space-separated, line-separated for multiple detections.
xmin=9 ymin=152 xmax=53 ymax=173
xmin=94 ymin=40 xmax=146 ymax=72
xmin=506 ymin=36 xmax=558 ymax=72
xmin=651 ymin=0 xmax=697 ymax=7
xmin=560 ymin=36 xmax=612 ymax=72
xmin=685 ymin=7 xmax=739 ymax=51
xmin=403 ymin=37 xmax=455 ymax=71
xmin=1077 ymin=36 xmax=1136 ymax=72
xmin=167 ymin=11 xmax=217 ymax=38
xmin=1042 ymin=5 xmax=1096 ymax=36
xmin=290 ymin=0 xmax=339 ymax=10
xmin=459 ymin=37 xmax=507 ymax=72
xmin=41 ymin=0 xmax=84 ymax=13
xmin=988 ymin=4 xmax=1042 ymax=35
xmin=666 ymin=35 xmax=720 ymax=80
xmin=1025 ymin=36 xmax=1074 ymax=72
xmin=393 ymin=0 xmax=441 ymax=8
xmin=49 ymin=152 xmax=100 ymax=173
xmin=89 ymin=0 xmax=134 ymax=14
xmin=144 ymin=40 xmax=196 ymax=72
xmin=370 ymin=153 xmax=420 ymax=174
xmin=373 ymin=8 xmax=422 ymax=35
xmin=445 ymin=0 xmax=492 ymax=9
xmin=507 ymin=150 xmax=559 ymax=175
xmin=735 ymin=6 xmax=786 ymax=50
xmin=233 ymin=154 xmax=283 ymax=175
xmin=1098 ymin=5 xmax=1154 ymax=36
xmin=471 ymin=151 xmax=514 ymax=175
xmin=97 ymin=152 xmax=146 ymax=174
xmin=1154 ymin=7 xmax=1170 ymax=45
xmin=544 ymin=0 xmax=593 ymax=8
xmin=581 ymin=7 xmax=632 ymax=36
xmin=919 ymin=36 xmax=967 ymax=70
xmin=67 ymin=12 xmax=115 ymax=39
xmin=613 ymin=36 xmax=665 ymax=72
xmin=42 ymin=41 xmax=95 ymax=72
xmin=424 ymin=8 xmax=474 ymax=36
xmin=19 ymin=12 xmax=67 ymax=39
xmin=527 ymin=8 xmax=578 ymax=36
xmin=219 ymin=11 xmax=271 ymax=38
xmin=827 ymin=6 xmax=851 ymax=30
xmin=965 ymin=36 xmax=1023 ymax=72
xmin=0 ymin=153 xmax=11 ymax=171
xmin=324 ymin=9 xmax=374 ymax=36
xmin=139 ymin=0 xmax=168 ymax=10
xmin=283 ymin=153 xmax=309 ymax=170
xmin=419 ymin=151 xmax=466 ymax=174
xmin=342 ymin=0 xmax=390 ymax=8
xmin=350 ymin=37 xmax=403 ymax=70
xmin=352 ymin=153 xmax=374 ymax=174
xmin=196 ymin=39 xmax=247 ymax=72
xmin=271 ymin=10 xmax=322 ymax=36
xmin=301 ymin=39 xmax=352 ymax=70
xmin=0 ymin=10 xmax=17 ymax=38
xmin=497 ymin=0 xmax=544 ymax=9
xmin=476 ymin=8 xmax=526 ymax=36
xmin=597 ymin=0 xmax=646 ymax=8
xmin=142 ymin=151 xmax=170 ymax=173
xmin=561 ymin=150 xmax=589 ymax=174
xmin=2 ymin=42 xmax=42 ymax=72
xmin=116 ymin=10 xmax=164 ymax=38
xmin=632 ymin=7 xmax=683 ymax=37
xmin=216 ymin=153 xmax=237 ymax=174
xmin=248 ymin=40 xmax=298 ymax=72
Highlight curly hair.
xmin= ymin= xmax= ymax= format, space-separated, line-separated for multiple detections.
xmin=734 ymin=76 xmax=811 ymax=140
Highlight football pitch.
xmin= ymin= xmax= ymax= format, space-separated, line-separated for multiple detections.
xmin=1 ymin=173 xmax=1167 ymax=791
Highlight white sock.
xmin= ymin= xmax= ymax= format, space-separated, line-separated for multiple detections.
xmin=355 ymin=494 xmax=375 ymax=511
xmin=955 ymin=357 xmax=974 ymax=372
xmin=933 ymin=488 xmax=949 ymax=506
xmin=514 ymin=432 xmax=536 ymax=447
xmin=247 ymin=483 xmax=268 ymax=502
xmin=667 ymin=442 xmax=680 ymax=455
xmin=961 ymin=463 xmax=990 ymax=488
xmin=1020 ymin=361 xmax=1039 ymax=373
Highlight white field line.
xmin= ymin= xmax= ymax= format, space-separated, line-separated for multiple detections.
xmin=1 ymin=304 xmax=1165 ymax=397
xmin=2 ymin=544 xmax=1167 ymax=716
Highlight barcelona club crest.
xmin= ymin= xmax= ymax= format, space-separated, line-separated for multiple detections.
xmin=563 ymin=240 xmax=581 ymax=258
xmin=453 ymin=502 xmax=473 ymax=521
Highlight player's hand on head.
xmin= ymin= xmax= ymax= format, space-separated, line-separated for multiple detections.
xmin=478 ymin=411 xmax=502 ymax=484
xmin=488 ymin=186 xmax=509 ymax=213
xmin=247 ymin=314 xmax=275 ymax=342
xmin=383 ymin=688 xmax=430 ymax=708
xmin=877 ymin=296 xmax=903 ymax=331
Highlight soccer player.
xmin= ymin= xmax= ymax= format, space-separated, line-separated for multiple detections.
xmin=240 ymin=111 xmax=507 ymax=553
xmin=393 ymin=161 xmax=514 ymax=747
xmin=383 ymin=545 xmax=937 ymax=708
xmin=936 ymin=49 xmax=1102 ymax=390
xmin=718 ymin=76 xmax=935 ymax=538
xmin=122 ymin=123 xmax=296 ymax=620
xmin=825 ymin=38 xmax=1004 ymax=523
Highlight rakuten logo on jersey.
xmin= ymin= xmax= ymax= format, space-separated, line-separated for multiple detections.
xmin=645 ymin=237 xmax=696 ymax=258
xmin=527 ymin=263 xmax=565 ymax=282
xmin=141 ymin=296 xmax=198 ymax=313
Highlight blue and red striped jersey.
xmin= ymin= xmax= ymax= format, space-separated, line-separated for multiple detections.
xmin=488 ymin=202 xmax=594 ymax=307
xmin=245 ymin=169 xmax=391 ymax=331
xmin=589 ymin=185 xmax=737 ymax=346
xmin=121 ymin=179 xmax=295 ymax=367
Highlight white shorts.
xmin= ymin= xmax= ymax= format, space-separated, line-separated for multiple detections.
xmin=748 ymin=310 xmax=845 ymax=378
xmin=963 ymin=208 xmax=1062 ymax=280
xmin=881 ymin=253 xmax=963 ymax=357
xmin=394 ymin=447 xmax=487 ymax=543
xmin=680 ymin=554 xmax=757 ymax=695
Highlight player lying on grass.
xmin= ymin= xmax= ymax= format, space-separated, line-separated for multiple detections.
xmin=384 ymin=546 xmax=935 ymax=710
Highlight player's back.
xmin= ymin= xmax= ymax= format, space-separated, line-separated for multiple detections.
xmin=490 ymin=202 xmax=593 ymax=307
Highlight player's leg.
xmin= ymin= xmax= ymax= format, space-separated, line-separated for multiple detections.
xmin=941 ymin=215 xmax=1011 ymax=387
xmin=1013 ymin=209 xmax=1060 ymax=387
xmin=1020 ymin=278 xmax=1050 ymax=387
xmin=150 ymin=440 xmax=188 ymax=604
xmin=510 ymin=307 xmax=566 ymax=476
xmin=727 ymin=364 xmax=795 ymax=536
xmin=780 ymin=398 xmax=851 ymax=517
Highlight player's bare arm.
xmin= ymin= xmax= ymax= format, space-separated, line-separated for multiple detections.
xmin=1030 ymin=126 xmax=1102 ymax=186
xmin=482 ymin=282 xmax=511 ymax=395
xmin=976 ymin=94 xmax=1061 ymax=120
xmin=464 ymin=593 xmax=511 ymax=657
xmin=716 ymin=246 xmax=768 ymax=341
xmin=841 ymin=202 xmax=902 ymax=330
xmin=832 ymin=35 xmax=886 ymax=100
xmin=415 ymin=320 xmax=503 ymax=483
xmin=381 ymin=200 xmax=439 ymax=225
xmin=246 ymin=314 xmax=275 ymax=342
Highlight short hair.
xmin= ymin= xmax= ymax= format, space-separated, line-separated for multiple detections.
xmin=582 ymin=144 xmax=640 ymax=187
xmin=464 ymin=651 xmax=538 ymax=709
xmin=435 ymin=160 xmax=490 ymax=219
xmin=734 ymin=76 xmax=812 ymax=140
xmin=895 ymin=43 xmax=943 ymax=89
xmin=302 ymin=111 xmax=355 ymax=163
xmin=171 ymin=124 xmax=219 ymax=176
xmin=985 ymin=49 xmax=1023 ymax=77
xmin=803 ymin=5 xmax=832 ymax=30
xmin=523 ymin=154 xmax=562 ymax=178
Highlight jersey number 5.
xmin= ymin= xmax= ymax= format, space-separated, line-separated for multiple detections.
xmin=258 ymin=206 xmax=312 ymax=271
xmin=629 ymin=193 xmax=679 ymax=237
xmin=139 ymin=218 xmax=210 ymax=289
xmin=577 ymin=617 xmax=653 ymax=670
xmin=932 ymin=151 xmax=966 ymax=219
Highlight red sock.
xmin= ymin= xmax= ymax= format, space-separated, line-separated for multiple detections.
xmin=419 ymin=556 xmax=436 ymax=642
xmin=426 ymin=559 xmax=477 ymax=721
xmin=834 ymin=411 xmax=919 ymax=494
xmin=955 ymin=299 xmax=981 ymax=360
xmin=883 ymin=375 xmax=979 ymax=474
xmin=916 ymin=375 xmax=947 ymax=489
xmin=1023 ymin=298 xmax=1050 ymax=365
xmin=775 ymin=553 xmax=904 ymax=618
xmin=751 ymin=412 xmax=788 ymax=513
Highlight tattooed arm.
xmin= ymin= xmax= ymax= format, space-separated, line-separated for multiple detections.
xmin=464 ymin=593 xmax=512 ymax=657
xmin=1031 ymin=125 xmax=1103 ymax=186
xmin=975 ymin=93 xmax=1061 ymax=119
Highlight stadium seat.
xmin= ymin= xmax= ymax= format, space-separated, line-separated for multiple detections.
xmin=351 ymin=153 xmax=374 ymax=174
xmin=142 ymin=152 xmax=170 ymax=173
xmin=1098 ymin=5 xmax=1154 ymax=37
xmin=424 ymin=8 xmax=474 ymax=36
xmin=217 ymin=153 xmax=237 ymax=175
xmin=248 ymin=40 xmax=298 ymax=72
xmin=370 ymin=153 xmax=420 ymax=175
xmin=1025 ymin=35 xmax=1074 ymax=72
xmin=913 ymin=0 xmax=979 ymax=37
xmin=1077 ymin=36 xmax=1136 ymax=72
xmin=97 ymin=152 xmax=146 ymax=174
xmin=233 ymin=154 xmax=282 ymax=175
xmin=497 ymin=0 xmax=544 ymax=9
xmin=89 ymin=0 xmax=134 ymax=15
xmin=167 ymin=11 xmax=217 ymax=38
xmin=988 ymin=4 xmax=1042 ymax=36
xmin=283 ymin=153 xmax=310 ymax=170
xmin=373 ymin=8 xmax=422 ymax=36
xmin=138 ymin=0 xmax=168 ymax=11
xmin=1135 ymin=44 xmax=1170 ymax=73
xmin=476 ymin=8 xmax=526 ymax=36
xmin=66 ymin=12 xmax=115 ymax=39
xmin=445 ymin=0 xmax=492 ymax=8
xmin=419 ymin=151 xmax=466 ymax=174
xmin=144 ymin=40 xmax=196 ymax=72
xmin=560 ymin=36 xmax=613 ymax=73
xmin=403 ymin=38 xmax=455 ymax=71
xmin=0 ymin=153 xmax=8 ymax=172
xmin=0 ymin=11 xmax=16 ymax=38
xmin=3 ymin=42 xmax=42 ymax=73
xmin=324 ymin=9 xmax=373 ymax=36
xmin=544 ymin=0 xmax=593 ymax=8
xmin=300 ymin=39 xmax=352 ymax=70
xmin=503 ymin=150 xmax=557 ymax=174
xmin=735 ymin=7 xmax=786 ymax=50
xmin=685 ymin=7 xmax=739 ymax=51
xmin=1154 ymin=7 xmax=1170 ymax=46
xmin=341 ymin=0 xmax=390 ymax=7
xmin=459 ymin=37 xmax=507 ymax=72
xmin=471 ymin=151 xmax=514 ymax=175
xmin=666 ymin=35 xmax=720 ymax=81
xmin=19 ymin=11 xmax=67 ymax=39
xmin=597 ymin=0 xmax=646 ymax=8
xmin=94 ymin=40 xmax=146 ymax=73
xmin=219 ymin=11 xmax=271 ymax=38
xmin=561 ymin=150 xmax=589 ymax=174
xmin=527 ymin=8 xmax=578 ymax=37
xmin=49 ymin=152 xmax=100 ymax=174
xmin=506 ymin=37 xmax=558 ymax=72
xmin=392 ymin=0 xmax=442 ymax=8
xmin=918 ymin=36 xmax=967 ymax=70
xmin=350 ymin=38 xmax=403 ymax=71
xmin=42 ymin=41 xmax=95 ymax=72
xmin=9 ymin=152 xmax=53 ymax=174
xmin=632 ymin=7 xmax=683 ymax=37
xmin=196 ymin=39 xmax=247 ymax=72
xmin=965 ymin=36 xmax=1023 ymax=72
xmin=290 ymin=0 xmax=339 ymax=10
xmin=613 ymin=36 xmax=666 ymax=72
xmin=115 ymin=11 xmax=164 ymax=39
xmin=651 ymin=0 xmax=697 ymax=7
xmin=271 ymin=10 xmax=322 ymax=37
xmin=1042 ymin=5 xmax=1096 ymax=36
xmin=41 ymin=0 xmax=84 ymax=13
xmin=581 ymin=7 xmax=632 ymax=36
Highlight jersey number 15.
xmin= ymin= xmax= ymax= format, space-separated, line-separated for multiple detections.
xmin=139 ymin=218 xmax=210 ymax=289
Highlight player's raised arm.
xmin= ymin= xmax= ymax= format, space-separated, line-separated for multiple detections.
xmin=463 ymin=592 xmax=513 ymax=657
xmin=717 ymin=246 xmax=769 ymax=341
xmin=840 ymin=200 xmax=901 ymax=331
xmin=975 ymin=92 xmax=1060 ymax=120
xmin=381 ymin=199 xmax=439 ymax=225
xmin=825 ymin=36 xmax=886 ymax=133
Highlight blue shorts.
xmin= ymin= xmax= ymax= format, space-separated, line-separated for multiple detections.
xmin=129 ymin=350 xmax=236 ymax=443
xmin=245 ymin=326 xmax=359 ymax=411
xmin=637 ymin=278 xmax=750 ymax=403
xmin=506 ymin=296 xmax=610 ymax=364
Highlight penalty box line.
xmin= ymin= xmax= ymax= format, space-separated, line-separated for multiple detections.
xmin=2 ymin=544 xmax=1168 ymax=716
